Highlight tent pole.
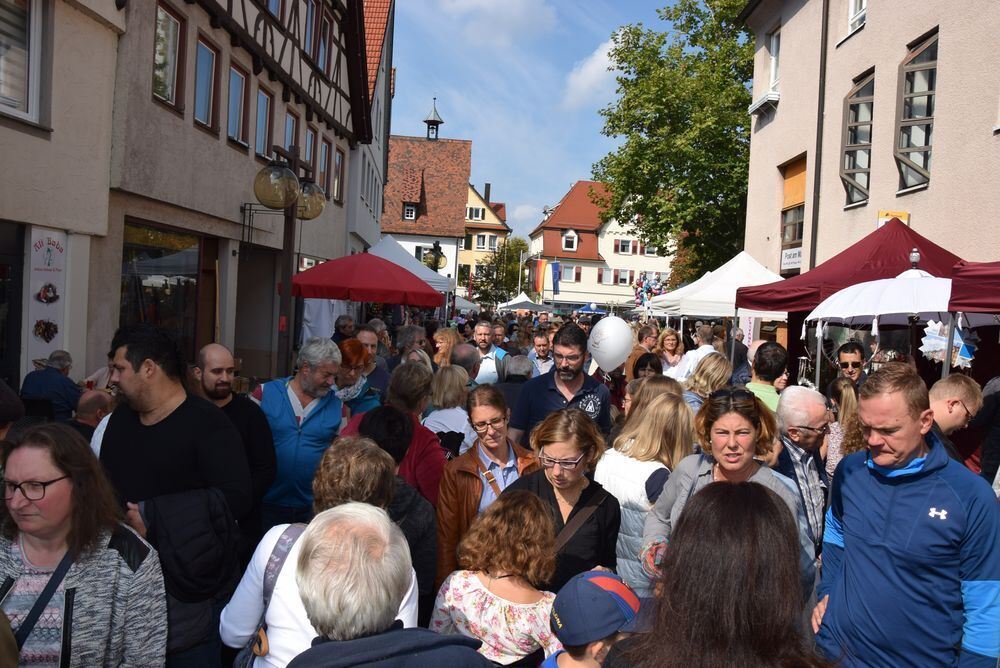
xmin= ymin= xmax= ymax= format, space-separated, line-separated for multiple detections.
xmin=814 ymin=322 xmax=822 ymax=388
xmin=942 ymin=312 xmax=956 ymax=380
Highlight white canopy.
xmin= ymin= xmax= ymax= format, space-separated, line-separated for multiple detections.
xmin=369 ymin=235 xmax=455 ymax=292
xmin=677 ymin=251 xmax=787 ymax=319
xmin=454 ymin=294 xmax=478 ymax=312
xmin=498 ymin=291 xmax=550 ymax=312
xmin=647 ymin=271 xmax=713 ymax=314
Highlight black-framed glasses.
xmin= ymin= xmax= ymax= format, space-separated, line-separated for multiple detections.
xmin=3 ymin=476 xmax=69 ymax=501
xmin=471 ymin=416 xmax=507 ymax=433
xmin=958 ymin=399 xmax=975 ymax=425
xmin=839 ymin=361 xmax=863 ymax=369
xmin=538 ymin=449 xmax=586 ymax=470
xmin=794 ymin=424 xmax=830 ymax=435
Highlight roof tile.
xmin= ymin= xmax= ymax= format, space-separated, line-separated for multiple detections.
xmin=529 ymin=180 xmax=610 ymax=236
xmin=363 ymin=0 xmax=392 ymax=101
xmin=384 ymin=135 xmax=472 ymax=238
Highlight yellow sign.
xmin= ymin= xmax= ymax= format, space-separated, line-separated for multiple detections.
xmin=877 ymin=210 xmax=910 ymax=228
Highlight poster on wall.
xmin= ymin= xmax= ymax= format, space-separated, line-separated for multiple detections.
xmin=26 ymin=228 xmax=68 ymax=367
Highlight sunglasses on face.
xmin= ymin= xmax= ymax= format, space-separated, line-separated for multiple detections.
xmin=839 ymin=361 xmax=862 ymax=369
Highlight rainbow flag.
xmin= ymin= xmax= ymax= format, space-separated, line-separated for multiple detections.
xmin=533 ymin=259 xmax=547 ymax=293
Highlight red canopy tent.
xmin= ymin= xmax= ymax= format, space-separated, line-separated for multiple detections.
xmin=948 ymin=261 xmax=1000 ymax=313
xmin=291 ymin=252 xmax=444 ymax=307
xmin=736 ymin=219 xmax=963 ymax=313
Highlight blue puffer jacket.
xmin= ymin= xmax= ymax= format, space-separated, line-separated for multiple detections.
xmin=817 ymin=431 xmax=1000 ymax=667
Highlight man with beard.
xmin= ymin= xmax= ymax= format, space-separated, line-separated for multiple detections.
xmin=194 ymin=343 xmax=276 ymax=549
xmin=472 ymin=320 xmax=507 ymax=385
xmin=509 ymin=323 xmax=611 ymax=447
xmin=250 ymin=337 xmax=343 ymax=531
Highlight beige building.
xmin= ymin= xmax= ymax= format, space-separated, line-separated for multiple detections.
xmin=457 ymin=183 xmax=510 ymax=296
xmin=0 ymin=0 xmax=375 ymax=383
xmin=741 ymin=0 xmax=1000 ymax=277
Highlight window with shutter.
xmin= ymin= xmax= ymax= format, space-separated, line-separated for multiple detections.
xmin=598 ymin=268 xmax=604 ymax=283
xmin=575 ymin=266 xmax=581 ymax=282
xmin=613 ymin=269 xmax=620 ymax=283
xmin=613 ymin=239 xmax=620 ymax=253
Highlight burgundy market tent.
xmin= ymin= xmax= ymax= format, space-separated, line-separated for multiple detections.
xmin=736 ymin=219 xmax=963 ymax=313
xmin=948 ymin=261 xmax=1000 ymax=313
xmin=291 ymin=252 xmax=444 ymax=307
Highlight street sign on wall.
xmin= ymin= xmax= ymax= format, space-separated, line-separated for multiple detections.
xmin=780 ymin=246 xmax=802 ymax=271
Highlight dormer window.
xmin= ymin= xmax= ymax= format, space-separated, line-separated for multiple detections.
xmin=403 ymin=204 xmax=416 ymax=220
xmin=467 ymin=207 xmax=485 ymax=221
xmin=562 ymin=230 xmax=578 ymax=251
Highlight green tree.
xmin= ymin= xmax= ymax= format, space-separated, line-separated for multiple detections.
xmin=592 ymin=0 xmax=753 ymax=285
xmin=469 ymin=237 xmax=530 ymax=307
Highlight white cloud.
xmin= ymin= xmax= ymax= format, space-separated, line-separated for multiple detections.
xmin=436 ymin=0 xmax=557 ymax=47
xmin=562 ymin=39 xmax=615 ymax=110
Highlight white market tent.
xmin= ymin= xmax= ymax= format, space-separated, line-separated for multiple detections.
xmin=454 ymin=294 xmax=478 ymax=312
xmin=647 ymin=271 xmax=714 ymax=314
xmin=498 ymin=291 xmax=550 ymax=312
xmin=677 ymin=251 xmax=787 ymax=320
xmin=369 ymin=235 xmax=455 ymax=292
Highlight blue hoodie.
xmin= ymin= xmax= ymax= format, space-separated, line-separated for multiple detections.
xmin=817 ymin=431 xmax=1000 ymax=667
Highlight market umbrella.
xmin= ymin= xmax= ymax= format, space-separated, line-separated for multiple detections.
xmin=291 ymin=252 xmax=444 ymax=307
xmin=948 ymin=260 xmax=1000 ymax=313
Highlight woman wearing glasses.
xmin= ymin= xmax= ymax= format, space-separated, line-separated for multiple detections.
xmin=436 ymin=386 xmax=539 ymax=589
xmin=641 ymin=389 xmax=816 ymax=603
xmin=335 ymin=339 xmax=382 ymax=416
xmin=506 ymin=409 xmax=621 ymax=591
xmin=0 ymin=423 xmax=167 ymax=665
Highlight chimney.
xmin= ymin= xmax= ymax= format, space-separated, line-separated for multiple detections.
xmin=484 ymin=183 xmax=491 ymax=204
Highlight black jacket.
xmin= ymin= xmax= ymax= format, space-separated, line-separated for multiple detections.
xmin=388 ymin=478 xmax=436 ymax=600
xmin=287 ymin=623 xmax=490 ymax=668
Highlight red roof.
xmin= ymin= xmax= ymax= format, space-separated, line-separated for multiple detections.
xmin=530 ymin=180 xmax=610 ymax=236
xmin=736 ymin=219 xmax=965 ymax=312
xmin=489 ymin=202 xmax=507 ymax=222
xmin=949 ymin=261 xmax=1000 ymax=313
xmin=383 ymin=136 xmax=472 ymax=238
xmin=363 ymin=0 xmax=392 ymax=102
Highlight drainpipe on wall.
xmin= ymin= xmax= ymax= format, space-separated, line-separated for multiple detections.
xmin=808 ymin=0 xmax=831 ymax=269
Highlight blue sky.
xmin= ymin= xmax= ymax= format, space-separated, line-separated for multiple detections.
xmin=390 ymin=0 xmax=667 ymax=239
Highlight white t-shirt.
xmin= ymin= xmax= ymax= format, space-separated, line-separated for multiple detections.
xmin=669 ymin=345 xmax=717 ymax=381
xmin=422 ymin=407 xmax=477 ymax=454
xmin=219 ymin=524 xmax=419 ymax=668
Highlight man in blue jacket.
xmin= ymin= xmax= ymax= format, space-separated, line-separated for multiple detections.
xmin=813 ymin=363 xmax=1000 ymax=667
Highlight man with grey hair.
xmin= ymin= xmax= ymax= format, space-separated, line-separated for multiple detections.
xmin=288 ymin=504 xmax=488 ymax=667
xmin=774 ymin=385 xmax=831 ymax=558
xmin=251 ymin=337 xmax=343 ymax=531
xmin=387 ymin=325 xmax=427 ymax=372
xmin=449 ymin=343 xmax=481 ymax=389
xmin=332 ymin=314 xmax=355 ymax=345
xmin=20 ymin=349 xmax=83 ymax=421
xmin=670 ymin=324 xmax=716 ymax=382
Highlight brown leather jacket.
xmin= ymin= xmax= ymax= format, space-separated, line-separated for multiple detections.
xmin=435 ymin=441 xmax=539 ymax=588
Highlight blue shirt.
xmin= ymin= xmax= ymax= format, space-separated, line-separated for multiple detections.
xmin=476 ymin=443 xmax=519 ymax=513
xmin=510 ymin=369 xmax=612 ymax=443
xmin=19 ymin=367 xmax=82 ymax=421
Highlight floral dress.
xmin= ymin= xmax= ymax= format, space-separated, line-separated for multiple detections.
xmin=430 ymin=570 xmax=562 ymax=664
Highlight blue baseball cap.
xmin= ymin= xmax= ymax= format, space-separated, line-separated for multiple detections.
xmin=550 ymin=571 xmax=641 ymax=646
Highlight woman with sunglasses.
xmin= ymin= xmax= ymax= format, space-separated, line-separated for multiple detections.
xmin=505 ymin=409 xmax=621 ymax=591
xmin=436 ymin=385 xmax=539 ymax=589
xmin=640 ymin=388 xmax=816 ymax=603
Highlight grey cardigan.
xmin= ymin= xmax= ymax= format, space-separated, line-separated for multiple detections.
xmin=0 ymin=524 xmax=167 ymax=667
xmin=642 ymin=454 xmax=817 ymax=600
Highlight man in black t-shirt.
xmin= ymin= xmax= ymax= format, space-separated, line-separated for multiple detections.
xmin=193 ymin=343 xmax=276 ymax=549
xmin=95 ymin=325 xmax=251 ymax=664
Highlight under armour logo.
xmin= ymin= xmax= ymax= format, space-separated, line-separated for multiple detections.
xmin=928 ymin=508 xmax=948 ymax=520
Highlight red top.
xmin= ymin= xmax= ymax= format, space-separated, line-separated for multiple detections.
xmin=341 ymin=412 xmax=446 ymax=507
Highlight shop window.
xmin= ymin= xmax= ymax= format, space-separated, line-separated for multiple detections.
xmin=895 ymin=31 xmax=937 ymax=191
xmin=841 ymin=71 xmax=874 ymax=205
xmin=152 ymin=2 xmax=185 ymax=111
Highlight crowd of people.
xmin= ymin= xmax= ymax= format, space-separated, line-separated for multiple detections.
xmin=0 ymin=309 xmax=996 ymax=667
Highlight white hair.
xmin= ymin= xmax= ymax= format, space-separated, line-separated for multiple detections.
xmin=505 ymin=355 xmax=533 ymax=378
xmin=776 ymin=385 xmax=828 ymax=434
xmin=297 ymin=337 xmax=342 ymax=369
xmin=296 ymin=503 xmax=411 ymax=641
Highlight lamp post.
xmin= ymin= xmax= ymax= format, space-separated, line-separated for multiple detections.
xmin=253 ymin=145 xmax=325 ymax=376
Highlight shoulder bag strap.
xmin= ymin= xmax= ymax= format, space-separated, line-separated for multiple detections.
xmin=262 ymin=523 xmax=306 ymax=609
xmin=554 ymin=489 xmax=608 ymax=554
xmin=473 ymin=442 xmax=504 ymax=498
xmin=14 ymin=550 xmax=74 ymax=649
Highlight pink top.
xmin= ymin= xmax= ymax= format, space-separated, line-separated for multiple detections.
xmin=430 ymin=570 xmax=561 ymax=665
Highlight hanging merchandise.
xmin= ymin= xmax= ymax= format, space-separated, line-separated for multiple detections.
xmin=919 ymin=320 xmax=978 ymax=369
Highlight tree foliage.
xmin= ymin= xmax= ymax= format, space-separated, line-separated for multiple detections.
xmin=593 ymin=0 xmax=753 ymax=285
xmin=469 ymin=237 xmax=530 ymax=307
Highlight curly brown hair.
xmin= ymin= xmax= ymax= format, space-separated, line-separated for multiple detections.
xmin=312 ymin=436 xmax=396 ymax=514
xmin=458 ymin=490 xmax=556 ymax=587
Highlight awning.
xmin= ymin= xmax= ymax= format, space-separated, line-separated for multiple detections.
xmin=677 ymin=251 xmax=786 ymax=319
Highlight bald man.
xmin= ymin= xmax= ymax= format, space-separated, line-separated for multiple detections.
xmin=67 ymin=389 xmax=113 ymax=441
xmin=194 ymin=343 xmax=276 ymax=550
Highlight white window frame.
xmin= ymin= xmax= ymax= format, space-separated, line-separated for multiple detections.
xmin=618 ymin=239 xmax=634 ymax=255
xmin=475 ymin=233 xmax=486 ymax=250
xmin=0 ymin=0 xmax=42 ymax=122
xmin=644 ymin=245 xmax=657 ymax=256
xmin=600 ymin=269 xmax=615 ymax=285
xmin=617 ymin=270 xmax=631 ymax=286
xmin=467 ymin=206 xmax=485 ymax=221
xmin=768 ymin=28 xmax=781 ymax=92
xmin=561 ymin=230 xmax=578 ymax=251
xmin=403 ymin=204 xmax=417 ymax=220
xmin=488 ymin=235 xmax=498 ymax=250
xmin=848 ymin=0 xmax=867 ymax=32
xmin=561 ymin=265 xmax=575 ymax=283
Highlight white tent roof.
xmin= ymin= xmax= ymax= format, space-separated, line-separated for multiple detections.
xmin=454 ymin=294 xmax=478 ymax=312
xmin=677 ymin=251 xmax=787 ymax=319
xmin=498 ymin=291 xmax=550 ymax=312
xmin=647 ymin=271 xmax=714 ymax=314
xmin=369 ymin=235 xmax=455 ymax=292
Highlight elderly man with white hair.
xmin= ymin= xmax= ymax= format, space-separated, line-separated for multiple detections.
xmin=774 ymin=385 xmax=831 ymax=558
xmin=252 ymin=337 xmax=344 ymax=532
xmin=287 ymin=504 xmax=490 ymax=668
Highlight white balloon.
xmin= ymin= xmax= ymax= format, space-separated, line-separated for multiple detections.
xmin=590 ymin=302 xmax=598 ymax=310
xmin=588 ymin=316 xmax=633 ymax=372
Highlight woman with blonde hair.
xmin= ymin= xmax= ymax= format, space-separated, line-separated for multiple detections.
xmin=431 ymin=490 xmax=561 ymax=665
xmin=595 ymin=393 xmax=694 ymax=596
xmin=654 ymin=327 xmax=685 ymax=372
xmin=422 ymin=365 xmax=476 ymax=456
xmin=682 ymin=352 xmax=733 ymax=412
xmin=433 ymin=328 xmax=463 ymax=367
xmin=404 ymin=347 xmax=435 ymax=373
xmin=824 ymin=377 xmax=859 ymax=478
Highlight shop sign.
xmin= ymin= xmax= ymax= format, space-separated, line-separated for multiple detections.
xmin=27 ymin=228 xmax=68 ymax=364
xmin=780 ymin=246 xmax=802 ymax=271
xmin=877 ymin=210 xmax=910 ymax=228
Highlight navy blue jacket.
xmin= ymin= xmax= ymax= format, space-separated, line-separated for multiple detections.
xmin=817 ymin=432 xmax=1000 ymax=667
xmin=509 ymin=369 xmax=612 ymax=443
xmin=286 ymin=623 xmax=491 ymax=667
xmin=19 ymin=366 xmax=82 ymax=421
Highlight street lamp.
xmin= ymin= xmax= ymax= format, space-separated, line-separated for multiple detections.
xmin=253 ymin=145 xmax=325 ymax=375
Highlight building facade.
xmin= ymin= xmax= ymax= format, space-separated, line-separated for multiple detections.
xmin=741 ymin=0 xmax=1000 ymax=277
xmin=457 ymin=183 xmax=510 ymax=296
xmin=529 ymin=181 xmax=671 ymax=311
